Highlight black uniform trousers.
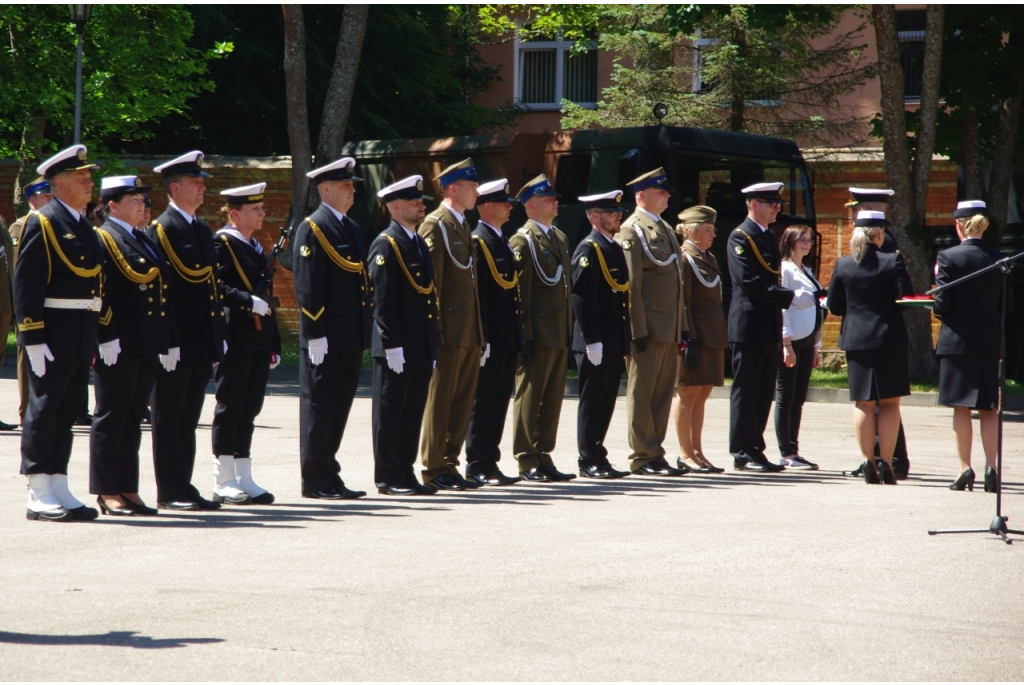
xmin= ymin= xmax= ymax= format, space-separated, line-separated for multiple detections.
xmin=576 ymin=351 xmax=625 ymax=467
xmin=213 ymin=349 xmax=271 ymax=459
xmin=372 ymin=358 xmax=432 ymax=487
xmin=21 ymin=353 xmax=91 ymax=475
xmin=465 ymin=349 xmax=519 ymax=474
xmin=729 ymin=342 xmax=779 ymax=460
xmin=774 ymin=334 xmax=815 ymax=457
xmin=150 ymin=360 xmax=213 ymax=502
xmin=299 ymin=348 xmax=362 ymax=491
xmin=90 ymin=352 xmax=157 ymax=494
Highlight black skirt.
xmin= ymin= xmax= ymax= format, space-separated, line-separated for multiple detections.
xmin=845 ymin=346 xmax=910 ymax=401
xmin=938 ymin=354 xmax=999 ymax=410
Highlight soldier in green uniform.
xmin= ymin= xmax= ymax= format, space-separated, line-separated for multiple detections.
xmin=508 ymin=175 xmax=576 ymax=482
xmin=617 ymin=168 xmax=690 ymax=477
xmin=417 ymin=159 xmax=485 ymax=491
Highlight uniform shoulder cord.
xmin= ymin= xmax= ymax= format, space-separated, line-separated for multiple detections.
xmin=586 ymin=239 xmax=629 ymax=292
xmin=473 ymin=236 xmax=517 ymax=290
xmin=36 ymin=211 xmax=102 ymax=283
xmin=382 ymin=234 xmax=434 ymax=296
xmin=219 ymin=234 xmax=254 ymax=292
xmin=307 ymin=218 xmax=365 ymax=274
xmin=736 ymin=229 xmax=780 ymax=276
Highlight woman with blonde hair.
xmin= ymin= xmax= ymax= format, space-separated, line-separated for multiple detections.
xmin=934 ymin=201 xmax=1009 ymax=492
xmin=775 ymin=224 xmax=825 ymax=470
xmin=670 ymin=205 xmax=726 ymax=473
xmin=826 ymin=211 xmax=915 ymax=484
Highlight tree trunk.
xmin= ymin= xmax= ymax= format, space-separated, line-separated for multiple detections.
xmin=987 ymin=33 xmax=1024 ymax=248
xmin=13 ymin=116 xmax=46 ymax=218
xmin=282 ymin=4 xmax=312 ymax=233
xmin=961 ymin=110 xmax=984 ymax=201
xmin=873 ymin=4 xmax=939 ymax=382
xmin=304 ymin=4 xmax=370 ymax=213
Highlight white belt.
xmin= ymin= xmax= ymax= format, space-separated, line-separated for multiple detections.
xmin=44 ymin=297 xmax=102 ymax=312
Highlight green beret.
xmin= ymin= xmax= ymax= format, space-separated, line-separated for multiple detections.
xmin=677 ymin=205 xmax=717 ymax=225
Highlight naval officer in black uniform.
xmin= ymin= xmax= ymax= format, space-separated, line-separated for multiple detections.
xmin=572 ymin=191 xmax=632 ymax=479
xmin=464 ymin=179 xmax=523 ymax=486
xmin=727 ymin=182 xmax=815 ymax=472
xmin=368 ymin=176 xmax=441 ymax=495
xmin=146 ymin=150 xmax=250 ymax=510
xmin=90 ymin=175 xmax=170 ymax=516
xmin=15 ymin=145 xmax=102 ymax=521
xmin=292 ymin=156 xmax=370 ymax=500
xmin=841 ymin=187 xmax=911 ymax=479
xmin=211 ymin=183 xmax=281 ymax=505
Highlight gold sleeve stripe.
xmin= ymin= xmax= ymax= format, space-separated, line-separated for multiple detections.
xmin=17 ymin=318 xmax=44 ymax=332
xmin=301 ymin=306 xmax=325 ymax=321
xmin=99 ymin=308 xmax=113 ymax=326
xmin=219 ymin=235 xmax=254 ymax=292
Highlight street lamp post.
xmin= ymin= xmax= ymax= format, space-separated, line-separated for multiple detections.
xmin=70 ymin=4 xmax=92 ymax=145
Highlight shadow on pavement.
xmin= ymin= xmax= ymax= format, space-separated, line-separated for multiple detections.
xmin=0 ymin=630 xmax=223 ymax=649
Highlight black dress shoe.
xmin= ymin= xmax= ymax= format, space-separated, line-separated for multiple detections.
xmin=122 ymin=499 xmax=158 ymax=516
xmin=541 ymin=465 xmax=576 ymax=481
xmin=734 ymin=457 xmax=784 ymax=473
xmin=336 ymin=483 xmax=367 ymax=499
xmin=679 ymin=457 xmax=722 ymax=474
xmin=468 ymin=470 xmax=521 ymax=486
xmin=0 ymin=419 xmax=17 ymax=431
xmin=303 ymin=488 xmax=344 ymax=500
xmin=633 ymin=459 xmax=685 ymax=476
xmin=97 ymin=496 xmax=136 ymax=516
xmin=429 ymin=474 xmax=465 ymax=491
xmin=26 ymin=507 xmax=72 ymax=522
xmin=451 ymin=472 xmax=483 ymax=489
xmin=413 ymin=482 xmax=438 ymax=495
xmin=984 ymin=467 xmax=999 ymax=493
xmin=191 ymin=495 xmax=222 ymax=510
xmin=247 ymin=492 xmax=275 ymax=505
xmin=603 ymin=463 xmax=630 ymax=479
xmin=377 ymin=484 xmax=416 ymax=496
xmin=842 ymin=462 xmax=865 ymax=478
xmin=579 ymin=463 xmax=611 ymax=479
xmin=519 ymin=468 xmax=551 ymax=482
xmin=66 ymin=505 xmax=99 ymax=521
xmin=949 ymin=468 xmax=975 ymax=491
xmin=158 ymin=499 xmax=201 ymax=511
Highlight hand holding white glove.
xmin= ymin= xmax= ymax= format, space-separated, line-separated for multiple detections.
xmin=585 ymin=341 xmax=603 ymax=366
xmin=26 ymin=343 xmax=54 ymax=377
xmin=791 ymin=289 xmax=815 ymax=310
xmin=98 ymin=339 xmax=121 ymax=366
xmin=251 ymin=296 xmax=270 ymax=317
xmin=270 ymin=353 xmax=281 ymax=370
xmin=159 ymin=346 xmax=181 ymax=372
xmin=308 ymin=337 xmax=328 ymax=366
xmin=385 ymin=347 xmax=405 ymax=374
xmin=480 ymin=343 xmax=491 ymax=367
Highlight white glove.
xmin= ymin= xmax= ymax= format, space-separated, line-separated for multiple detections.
xmin=480 ymin=343 xmax=491 ymax=367
xmin=251 ymin=296 xmax=270 ymax=316
xmin=270 ymin=353 xmax=281 ymax=370
xmin=586 ymin=342 xmax=603 ymax=366
xmin=791 ymin=289 xmax=815 ymax=310
xmin=26 ymin=343 xmax=54 ymax=377
xmin=98 ymin=339 xmax=121 ymax=366
xmin=308 ymin=337 xmax=328 ymax=366
xmin=385 ymin=347 xmax=405 ymax=374
xmin=159 ymin=346 xmax=181 ymax=372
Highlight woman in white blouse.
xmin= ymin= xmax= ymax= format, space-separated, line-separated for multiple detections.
xmin=774 ymin=225 xmax=824 ymax=470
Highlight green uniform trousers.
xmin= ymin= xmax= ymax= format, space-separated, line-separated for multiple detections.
xmin=420 ymin=343 xmax=480 ymax=482
xmin=626 ymin=340 xmax=679 ymax=469
xmin=512 ymin=346 xmax=567 ymax=471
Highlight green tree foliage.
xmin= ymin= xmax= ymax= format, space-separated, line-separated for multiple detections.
xmin=557 ymin=5 xmax=875 ymax=146
xmin=0 ymin=5 xmax=229 ymax=172
xmin=143 ymin=5 xmax=519 ymax=156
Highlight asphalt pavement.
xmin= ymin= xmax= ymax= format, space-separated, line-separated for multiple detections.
xmin=0 ymin=376 xmax=1022 ymax=681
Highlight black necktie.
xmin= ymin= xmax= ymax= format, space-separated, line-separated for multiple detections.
xmin=134 ymin=229 xmax=159 ymax=261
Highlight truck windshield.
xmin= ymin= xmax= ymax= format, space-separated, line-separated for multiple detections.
xmin=674 ymin=151 xmax=813 ymax=222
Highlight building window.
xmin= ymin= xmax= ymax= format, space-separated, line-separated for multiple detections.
xmin=897 ymin=10 xmax=926 ymax=102
xmin=515 ymin=37 xmax=597 ymax=110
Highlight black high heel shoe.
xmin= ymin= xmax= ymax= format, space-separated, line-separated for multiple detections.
xmin=97 ymin=495 xmax=136 ymax=516
xmin=949 ymin=468 xmax=975 ymax=491
xmin=877 ymin=459 xmax=897 ymax=485
xmin=862 ymin=459 xmax=881 ymax=484
xmin=984 ymin=467 xmax=999 ymax=493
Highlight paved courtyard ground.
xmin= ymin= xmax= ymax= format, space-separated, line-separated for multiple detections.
xmin=0 ymin=377 xmax=1022 ymax=681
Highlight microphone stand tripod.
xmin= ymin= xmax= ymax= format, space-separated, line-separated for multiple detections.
xmin=926 ymin=250 xmax=1024 ymax=544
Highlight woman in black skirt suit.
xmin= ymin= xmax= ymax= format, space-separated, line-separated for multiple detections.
xmin=934 ymin=201 xmax=1009 ymax=492
xmin=827 ymin=211 xmax=915 ymax=484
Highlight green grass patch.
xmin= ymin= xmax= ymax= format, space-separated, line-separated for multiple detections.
xmin=278 ymin=339 xmax=372 ymax=368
